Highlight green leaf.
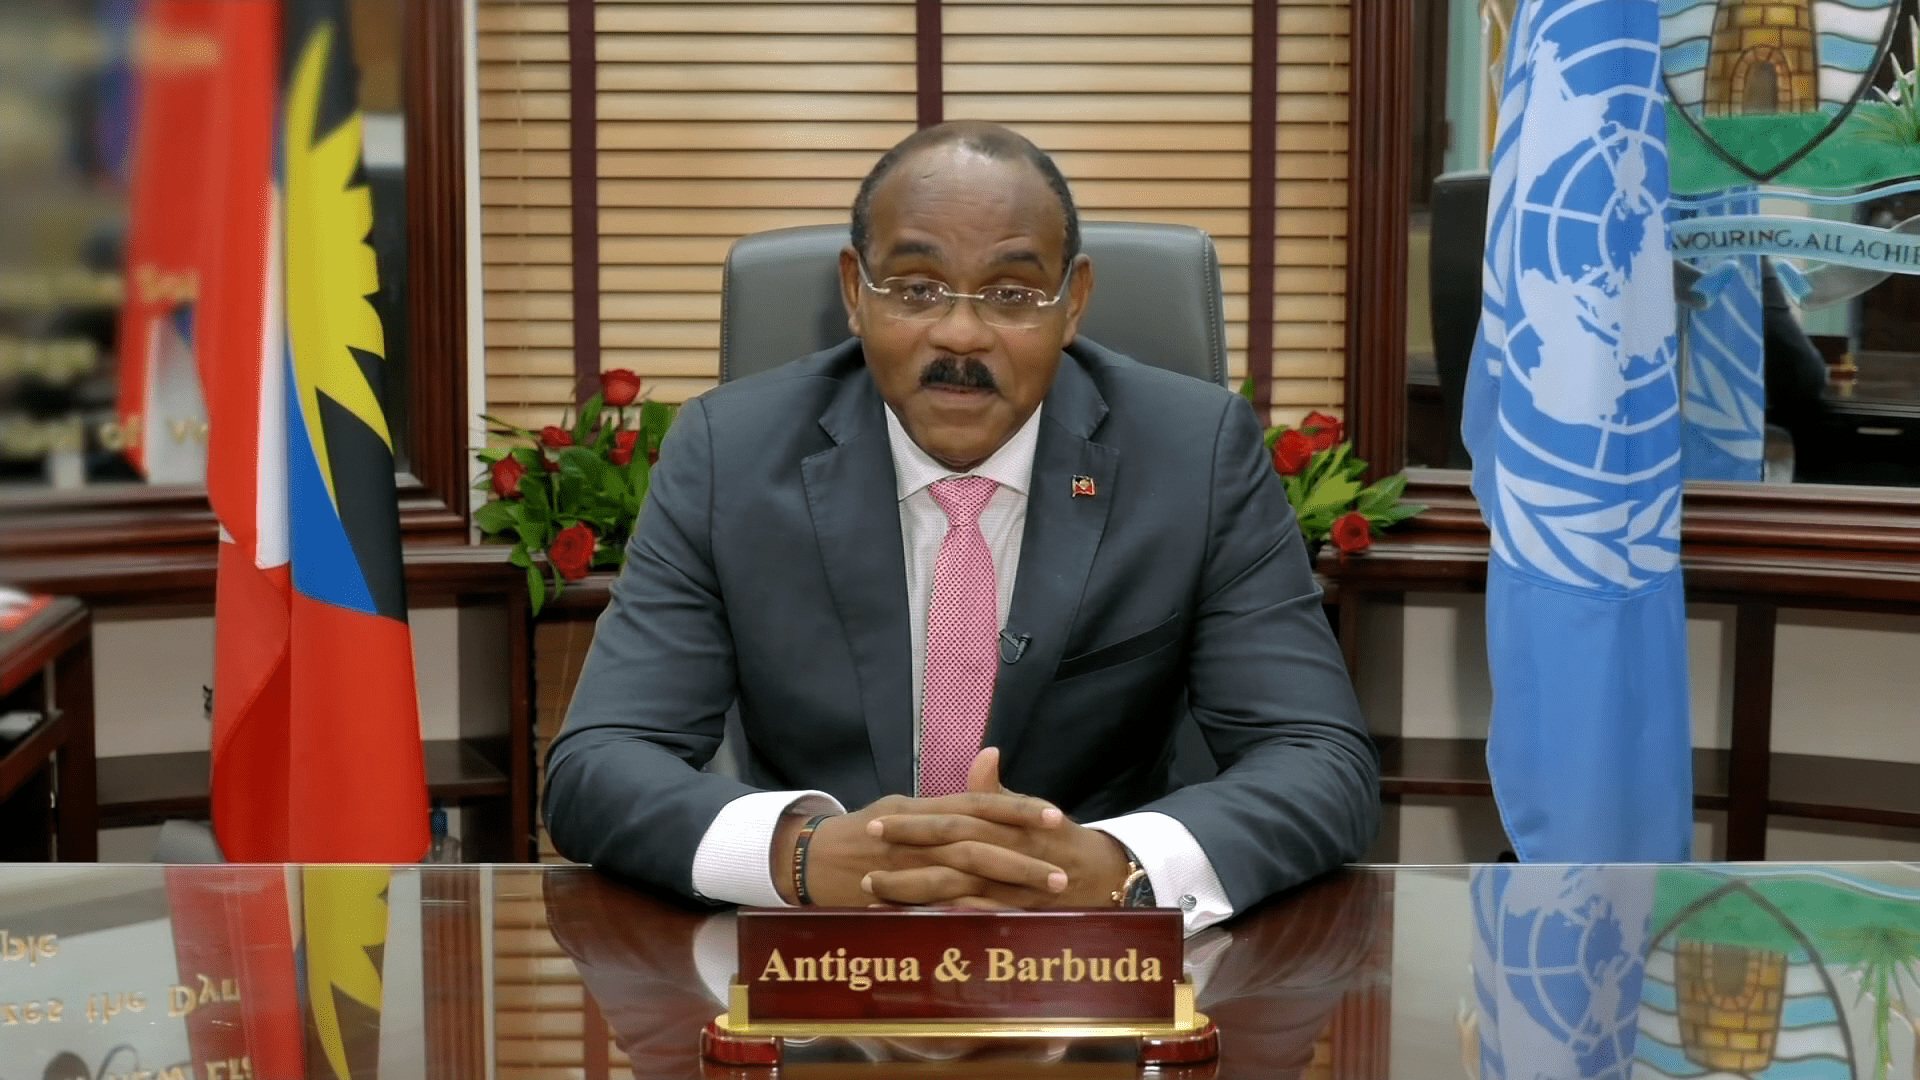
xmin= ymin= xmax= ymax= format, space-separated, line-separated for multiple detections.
xmin=508 ymin=543 xmax=532 ymax=569
xmin=575 ymin=392 xmax=605 ymax=447
xmin=571 ymin=444 xmax=626 ymax=505
xmin=641 ymin=400 xmax=676 ymax=451
xmin=1298 ymin=447 xmax=1336 ymax=490
xmin=1237 ymin=376 xmax=1255 ymax=404
xmin=509 ymin=447 xmax=541 ymax=471
xmin=515 ymin=478 xmax=552 ymax=549
xmin=1299 ymin=473 xmax=1362 ymax=517
xmin=516 ymin=474 xmax=551 ymax=521
xmin=474 ymin=499 xmax=520 ymax=535
xmin=555 ymin=471 xmax=585 ymax=515
xmin=481 ymin=413 xmax=538 ymax=439
xmin=475 ymin=447 xmax=510 ymax=464
xmin=525 ymin=562 xmax=546 ymax=616
xmin=1365 ymin=503 xmax=1426 ymax=527
xmin=1356 ymin=474 xmax=1408 ymax=513
xmin=559 ymin=444 xmax=612 ymax=483
xmin=1263 ymin=426 xmax=1284 ymax=450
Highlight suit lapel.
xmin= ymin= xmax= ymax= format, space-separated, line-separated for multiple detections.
xmin=987 ymin=352 xmax=1116 ymax=766
xmin=802 ymin=352 xmax=915 ymax=796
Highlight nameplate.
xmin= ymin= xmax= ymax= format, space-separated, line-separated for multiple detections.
xmin=734 ymin=908 xmax=1184 ymax=1024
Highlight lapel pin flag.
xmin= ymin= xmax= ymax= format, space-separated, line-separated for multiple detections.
xmin=1071 ymin=475 xmax=1097 ymax=498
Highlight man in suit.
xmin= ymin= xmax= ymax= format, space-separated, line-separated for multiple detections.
xmin=545 ymin=121 xmax=1378 ymax=932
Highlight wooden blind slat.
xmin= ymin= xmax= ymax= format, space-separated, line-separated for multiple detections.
xmin=946 ymin=65 xmax=1252 ymax=94
xmin=598 ymin=34 xmax=913 ymax=63
xmin=598 ymin=63 xmax=916 ymax=93
xmin=944 ymin=94 xmax=1250 ymax=122
xmin=595 ymin=4 xmax=917 ymax=35
xmin=596 ymin=119 xmax=915 ymax=150
xmin=944 ymin=7 xmax=1252 ymax=35
xmin=945 ymin=35 xmax=1249 ymax=63
xmin=598 ymin=92 xmax=918 ymax=123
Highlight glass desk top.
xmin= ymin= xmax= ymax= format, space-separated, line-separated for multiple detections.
xmin=1 ymin=861 xmax=1915 ymax=1078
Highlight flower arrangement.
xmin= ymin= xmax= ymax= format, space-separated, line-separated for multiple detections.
xmin=1242 ymin=384 xmax=1424 ymax=560
xmin=474 ymin=369 xmax=676 ymax=613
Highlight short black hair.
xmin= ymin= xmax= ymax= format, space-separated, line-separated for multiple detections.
xmin=850 ymin=121 xmax=1081 ymax=269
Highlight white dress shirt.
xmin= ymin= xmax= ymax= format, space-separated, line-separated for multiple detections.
xmin=690 ymin=403 xmax=1233 ymax=933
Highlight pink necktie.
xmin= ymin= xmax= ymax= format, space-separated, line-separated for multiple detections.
xmin=920 ymin=476 xmax=1000 ymax=798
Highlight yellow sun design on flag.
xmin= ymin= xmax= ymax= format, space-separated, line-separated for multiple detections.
xmin=284 ymin=23 xmax=390 ymax=508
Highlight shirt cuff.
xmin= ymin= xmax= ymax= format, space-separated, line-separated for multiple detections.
xmin=1085 ymin=812 xmax=1235 ymax=935
xmin=690 ymin=790 xmax=844 ymax=907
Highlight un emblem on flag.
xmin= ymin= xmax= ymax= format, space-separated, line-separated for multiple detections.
xmin=1477 ymin=5 xmax=1685 ymax=593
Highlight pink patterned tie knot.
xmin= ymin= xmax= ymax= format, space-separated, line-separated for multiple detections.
xmin=920 ymin=476 xmax=1000 ymax=798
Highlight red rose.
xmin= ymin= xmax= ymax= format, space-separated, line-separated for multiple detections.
xmin=610 ymin=430 xmax=639 ymax=466
xmin=600 ymin=369 xmax=642 ymax=407
xmin=547 ymin=523 xmax=596 ymax=582
xmin=1271 ymin=429 xmax=1314 ymax=475
xmin=1301 ymin=410 xmax=1345 ymax=452
xmin=1331 ymin=511 xmax=1373 ymax=556
xmin=489 ymin=456 xmax=526 ymax=499
xmin=542 ymin=453 xmax=560 ymax=472
xmin=539 ymin=425 xmax=573 ymax=449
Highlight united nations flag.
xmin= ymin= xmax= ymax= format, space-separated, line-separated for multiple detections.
xmin=1465 ymin=0 xmax=1694 ymax=863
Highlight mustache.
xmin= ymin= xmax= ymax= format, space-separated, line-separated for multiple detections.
xmin=919 ymin=356 xmax=998 ymax=391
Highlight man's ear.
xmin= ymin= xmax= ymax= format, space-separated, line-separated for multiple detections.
xmin=838 ymin=245 xmax=864 ymax=338
xmin=1061 ymin=253 xmax=1094 ymax=346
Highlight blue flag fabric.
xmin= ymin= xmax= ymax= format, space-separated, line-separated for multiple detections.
xmin=1464 ymin=0 xmax=1693 ymax=862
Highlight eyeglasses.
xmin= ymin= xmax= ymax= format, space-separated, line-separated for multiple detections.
xmin=857 ymin=259 xmax=1074 ymax=330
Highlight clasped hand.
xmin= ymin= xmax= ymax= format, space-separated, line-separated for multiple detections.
xmin=778 ymin=747 xmax=1129 ymax=910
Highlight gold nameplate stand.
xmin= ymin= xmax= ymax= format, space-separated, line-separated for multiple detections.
xmin=702 ymin=981 xmax=1219 ymax=1068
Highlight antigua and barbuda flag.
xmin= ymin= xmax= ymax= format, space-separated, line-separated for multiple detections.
xmin=205 ymin=0 xmax=428 ymax=867
xmin=1464 ymin=0 xmax=1694 ymax=862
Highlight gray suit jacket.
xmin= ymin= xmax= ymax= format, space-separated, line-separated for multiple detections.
xmin=544 ymin=338 xmax=1380 ymax=911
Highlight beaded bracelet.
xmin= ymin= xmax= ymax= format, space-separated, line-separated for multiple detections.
xmin=791 ymin=813 xmax=831 ymax=906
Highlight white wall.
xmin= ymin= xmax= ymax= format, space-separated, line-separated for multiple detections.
xmin=92 ymin=606 xmax=482 ymax=861
xmin=1372 ymin=592 xmax=1920 ymax=863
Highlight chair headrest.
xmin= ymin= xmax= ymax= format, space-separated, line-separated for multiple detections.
xmin=720 ymin=222 xmax=1228 ymax=386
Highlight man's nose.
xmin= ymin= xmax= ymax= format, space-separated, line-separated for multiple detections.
xmin=923 ymin=294 xmax=996 ymax=354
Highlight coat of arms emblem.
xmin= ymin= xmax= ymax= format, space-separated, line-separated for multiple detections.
xmin=1662 ymin=0 xmax=1909 ymax=187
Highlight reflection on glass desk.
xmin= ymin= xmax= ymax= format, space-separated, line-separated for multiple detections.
xmin=8 ymin=863 xmax=1920 ymax=1077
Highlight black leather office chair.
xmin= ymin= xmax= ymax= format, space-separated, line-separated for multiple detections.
xmin=1428 ymin=172 xmax=1490 ymax=470
xmin=718 ymin=222 xmax=1230 ymax=386
xmin=711 ymin=220 xmax=1231 ymax=785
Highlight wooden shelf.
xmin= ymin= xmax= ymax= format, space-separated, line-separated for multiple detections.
xmin=96 ymin=737 xmax=511 ymax=829
xmin=1375 ymin=735 xmax=1920 ymax=830
xmin=1321 ymin=533 xmax=1920 ymax=612
xmin=3 ymin=543 xmax=524 ymax=612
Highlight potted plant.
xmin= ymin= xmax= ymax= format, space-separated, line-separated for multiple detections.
xmin=474 ymin=370 xmax=676 ymax=614
xmin=1241 ymin=383 xmax=1424 ymax=561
